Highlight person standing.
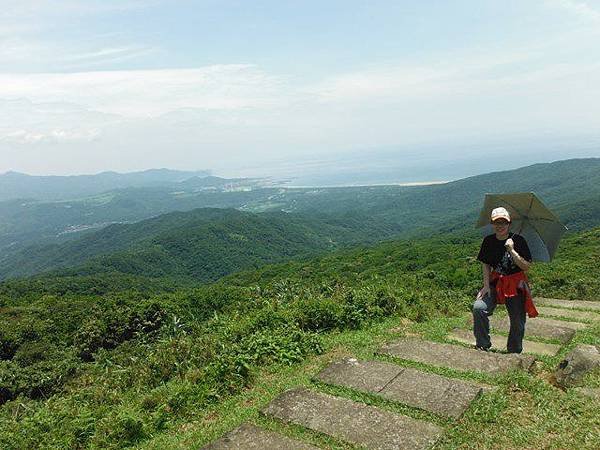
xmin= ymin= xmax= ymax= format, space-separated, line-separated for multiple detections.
xmin=473 ymin=207 xmax=537 ymax=353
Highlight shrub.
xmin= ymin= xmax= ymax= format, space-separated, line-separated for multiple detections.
xmin=0 ymin=350 xmax=78 ymax=403
xmin=0 ymin=332 xmax=17 ymax=361
xmin=75 ymin=302 xmax=166 ymax=361
xmin=293 ymin=297 xmax=342 ymax=331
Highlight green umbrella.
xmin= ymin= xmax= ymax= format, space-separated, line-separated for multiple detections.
xmin=475 ymin=192 xmax=567 ymax=262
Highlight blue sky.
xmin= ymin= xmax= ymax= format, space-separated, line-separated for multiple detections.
xmin=1 ymin=0 xmax=600 ymax=177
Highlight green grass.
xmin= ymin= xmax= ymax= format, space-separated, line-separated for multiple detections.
xmin=2 ymin=226 xmax=600 ymax=449
xmin=133 ymin=306 xmax=600 ymax=450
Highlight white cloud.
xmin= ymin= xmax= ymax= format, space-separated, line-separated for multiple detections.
xmin=0 ymin=128 xmax=101 ymax=144
xmin=65 ymin=46 xmax=151 ymax=61
xmin=0 ymin=65 xmax=285 ymax=117
xmin=546 ymin=0 xmax=600 ymax=23
xmin=1 ymin=0 xmax=600 ymax=174
xmin=0 ymin=0 xmax=164 ymax=71
xmin=0 ymin=0 xmax=161 ymax=18
xmin=2 ymin=44 xmax=600 ymax=154
xmin=0 ymin=98 xmax=121 ymax=144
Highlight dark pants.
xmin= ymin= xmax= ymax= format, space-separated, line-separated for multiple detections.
xmin=472 ymin=286 xmax=526 ymax=353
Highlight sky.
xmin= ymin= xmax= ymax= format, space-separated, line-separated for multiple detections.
xmin=1 ymin=0 xmax=600 ymax=179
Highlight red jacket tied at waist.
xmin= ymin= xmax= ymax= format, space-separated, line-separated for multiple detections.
xmin=491 ymin=271 xmax=538 ymax=318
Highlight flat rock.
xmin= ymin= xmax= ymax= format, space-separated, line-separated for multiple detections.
xmin=536 ymin=297 xmax=600 ymax=311
xmin=448 ymin=328 xmax=560 ymax=356
xmin=315 ymin=358 xmax=493 ymax=418
xmin=381 ymin=367 xmax=492 ymax=418
xmin=378 ymin=338 xmax=535 ymax=374
xmin=263 ymin=387 xmax=442 ymax=450
xmin=555 ymin=344 xmax=600 ymax=388
xmin=202 ymin=423 xmax=319 ymax=450
xmin=489 ymin=316 xmax=581 ymax=342
xmin=575 ymin=387 xmax=600 ymax=401
xmin=315 ymin=358 xmax=402 ymax=393
xmin=537 ymin=306 xmax=600 ymax=322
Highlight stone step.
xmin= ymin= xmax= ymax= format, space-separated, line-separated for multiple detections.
xmin=536 ymin=297 xmax=600 ymax=311
xmin=575 ymin=387 xmax=600 ymax=401
xmin=202 ymin=423 xmax=320 ymax=450
xmin=315 ymin=358 xmax=493 ymax=418
xmin=537 ymin=306 xmax=600 ymax=322
xmin=378 ymin=338 xmax=535 ymax=374
xmin=263 ymin=387 xmax=443 ymax=450
xmin=448 ymin=328 xmax=560 ymax=356
xmin=489 ymin=316 xmax=581 ymax=343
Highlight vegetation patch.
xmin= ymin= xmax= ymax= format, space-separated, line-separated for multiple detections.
xmin=0 ymin=226 xmax=599 ymax=448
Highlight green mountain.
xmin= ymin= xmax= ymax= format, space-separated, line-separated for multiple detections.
xmin=284 ymin=157 xmax=600 ymax=235
xmin=0 ymin=168 xmax=211 ymax=202
xmin=4 ymin=158 xmax=600 ymax=258
xmin=3 ymin=158 xmax=600 ymax=283
xmin=0 ymin=208 xmax=380 ymax=283
xmin=0 ymin=178 xmax=270 ymax=254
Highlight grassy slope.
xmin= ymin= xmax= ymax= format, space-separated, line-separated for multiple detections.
xmin=143 ymin=228 xmax=600 ymax=449
xmin=1 ymin=227 xmax=599 ymax=449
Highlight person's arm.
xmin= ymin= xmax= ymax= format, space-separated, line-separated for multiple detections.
xmin=505 ymin=239 xmax=531 ymax=272
xmin=477 ymin=263 xmax=491 ymax=299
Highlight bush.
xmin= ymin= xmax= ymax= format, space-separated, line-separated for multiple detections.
xmin=0 ymin=350 xmax=78 ymax=403
xmin=0 ymin=332 xmax=17 ymax=361
xmin=294 ymin=297 xmax=342 ymax=331
xmin=76 ymin=302 xmax=166 ymax=361
xmin=12 ymin=341 xmax=55 ymax=367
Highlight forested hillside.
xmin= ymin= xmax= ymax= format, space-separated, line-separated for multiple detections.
xmin=1 ymin=160 xmax=599 ymax=448
xmin=0 ymin=178 xmax=269 ymax=253
xmin=1 ymin=222 xmax=598 ymax=449
xmin=0 ymin=208 xmax=386 ymax=282
xmin=2 ymin=158 xmax=600 ymax=264
xmin=2 ymin=158 xmax=600 ymax=283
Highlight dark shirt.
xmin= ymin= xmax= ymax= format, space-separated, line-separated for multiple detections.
xmin=477 ymin=233 xmax=532 ymax=275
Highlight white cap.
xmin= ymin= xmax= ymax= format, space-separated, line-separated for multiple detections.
xmin=491 ymin=207 xmax=511 ymax=222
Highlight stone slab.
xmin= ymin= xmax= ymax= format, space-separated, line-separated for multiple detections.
xmin=262 ymin=387 xmax=442 ymax=450
xmin=315 ymin=358 xmax=402 ymax=393
xmin=536 ymin=297 xmax=600 ymax=311
xmin=378 ymin=338 xmax=535 ymax=374
xmin=537 ymin=306 xmax=600 ymax=322
xmin=382 ymin=367 xmax=491 ymax=418
xmin=202 ymin=423 xmax=320 ymax=450
xmin=448 ymin=328 xmax=560 ymax=356
xmin=315 ymin=358 xmax=493 ymax=418
xmin=555 ymin=344 xmax=600 ymax=388
xmin=575 ymin=387 xmax=600 ymax=401
xmin=489 ymin=316 xmax=581 ymax=343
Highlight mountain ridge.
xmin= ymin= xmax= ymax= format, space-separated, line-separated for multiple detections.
xmin=2 ymin=158 xmax=600 ymax=282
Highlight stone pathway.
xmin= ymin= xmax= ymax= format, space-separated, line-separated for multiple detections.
xmin=575 ymin=387 xmax=600 ymax=401
xmin=204 ymin=296 xmax=595 ymax=449
xmin=537 ymin=306 xmax=600 ymax=322
xmin=379 ymin=337 xmax=535 ymax=374
xmin=448 ymin=327 xmax=560 ymax=356
xmin=204 ymin=423 xmax=320 ymax=449
xmin=314 ymin=357 xmax=493 ymax=418
xmin=489 ymin=316 xmax=582 ymax=342
xmin=263 ymin=387 xmax=443 ymax=450
xmin=536 ymin=297 xmax=600 ymax=311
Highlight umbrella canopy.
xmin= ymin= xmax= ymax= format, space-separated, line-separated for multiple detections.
xmin=476 ymin=192 xmax=567 ymax=262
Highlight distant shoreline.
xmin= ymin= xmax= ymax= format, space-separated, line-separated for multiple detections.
xmin=277 ymin=180 xmax=450 ymax=188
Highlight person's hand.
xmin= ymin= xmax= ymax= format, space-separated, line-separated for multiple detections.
xmin=504 ymin=238 xmax=514 ymax=251
xmin=476 ymin=286 xmax=490 ymax=300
